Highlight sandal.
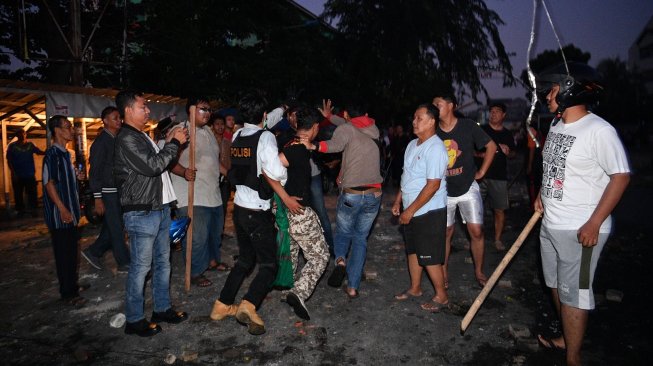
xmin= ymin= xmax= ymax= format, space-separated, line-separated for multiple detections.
xmin=344 ymin=287 xmax=359 ymax=299
xmin=420 ymin=298 xmax=449 ymax=313
xmin=208 ymin=262 xmax=231 ymax=272
xmin=190 ymin=275 xmax=212 ymax=287
xmin=394 ymin=290 xmax=423 ymax=300
xmin=537 ymin=334 xmax=566 ymax=351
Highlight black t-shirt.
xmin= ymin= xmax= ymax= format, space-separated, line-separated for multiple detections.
xmin=437 ymin=118 xmax=491 ymax=197
xmin=478 ymin=124 xmax=515 ymax=181
xmin=283 ymin=142 xmax=313 ymax=208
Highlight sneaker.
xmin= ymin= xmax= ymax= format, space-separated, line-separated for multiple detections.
xmin=81 ymin=248 xmax=103 ymax=270
xmin=124 ymin=319 xmax=161 ymax=337
xmin=116 ymin=265 xmax=130 ymax=274
xmin=286 ymin=292 xmax=310 ymax=320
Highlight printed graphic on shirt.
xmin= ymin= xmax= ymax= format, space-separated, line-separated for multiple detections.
xmin=443 ymin=139 xmax=462 ymax=176
xmin=541 ymin=131 xmax=576 ymax=201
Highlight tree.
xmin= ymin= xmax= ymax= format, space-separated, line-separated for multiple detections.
xmin=595 ymin=58 xmax=649 ymax=126
xmin=519 ymin=44 xmax=591 ymax=97
xmin=322 ymin=0 xmax=514 ymax=123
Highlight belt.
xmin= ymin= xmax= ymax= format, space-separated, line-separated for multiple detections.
xmin=343 ymin=187 xmax=381 ymax=195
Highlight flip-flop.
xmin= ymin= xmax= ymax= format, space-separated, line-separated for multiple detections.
xmin=420 ymin=299 xmax=449 ymax=313
xmin=191 ymin=275 xmax=213 ymax=287
xmin=394 ymin=290 xmax=423 ymax=300
xmin=537 ymin=334 xmax=566 ymax=351
xmin=208 ymin=262 xmax=231 ymax=272
xmin=344 ymin=287 xmax=359 ymax=299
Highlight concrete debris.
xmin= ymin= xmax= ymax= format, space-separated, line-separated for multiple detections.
xmin=181 ymin=350 xmax=198 ymax=362
xmin=605 ymin=289 xmax=624 ymax=303
xmin=498 ymin=280 xmax=512 ymax=288
xmin=164 ymin=353 xmax=176 ymax=364
xmin=508 ymin=324 xmax=531 ymax=339
xmin=364 ymin=270 xmax=378 ymax=280
xmin=516 ymin=337 xmax=539 ymax=352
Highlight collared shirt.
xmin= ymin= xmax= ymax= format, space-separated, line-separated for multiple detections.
xmin=232 ymin=123 xmax=286 ymax=210
xmin=42 ymin=143 xmax=81 ymax=230
xmin=171 ymin=122 xmax=222 ymax=208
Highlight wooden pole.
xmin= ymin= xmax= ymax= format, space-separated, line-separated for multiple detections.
xmin=460 ymin=210 xmax=542 ymax=334
xmin=184 ymin=106 xmax=196 ymax=292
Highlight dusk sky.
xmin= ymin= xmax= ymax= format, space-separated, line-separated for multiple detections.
xmin=296 ymin=0 xmax=653 ymax=100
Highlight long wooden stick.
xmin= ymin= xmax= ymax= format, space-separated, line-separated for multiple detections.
xmin=184 ymin=106 xmax=196 ymax=292
xmin=460 ymin=210 xmax=542 ymax=334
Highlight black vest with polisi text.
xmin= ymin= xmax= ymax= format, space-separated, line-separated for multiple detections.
xmin=227 ymin=129 xmax=273 ymax=200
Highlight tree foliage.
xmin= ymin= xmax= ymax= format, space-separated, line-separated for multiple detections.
xmin=322 ymin=0 xmax=514 ymax=122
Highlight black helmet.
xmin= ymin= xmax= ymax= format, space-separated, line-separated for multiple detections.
xmin=536 ymin=62 xmax=603 ymax=114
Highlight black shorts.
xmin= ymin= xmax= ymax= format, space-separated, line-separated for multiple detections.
xmin=403 ymin=208 xmax=446 ymax=266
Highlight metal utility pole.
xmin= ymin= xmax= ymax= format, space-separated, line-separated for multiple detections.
xmin=69 ymin=0 xmax=83 ymax=86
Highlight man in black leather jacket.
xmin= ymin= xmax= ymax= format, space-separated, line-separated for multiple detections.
xmin=114 ymin=90 xmax=189 ymax=337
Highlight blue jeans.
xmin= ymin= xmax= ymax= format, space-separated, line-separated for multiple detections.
xmin=311 ymin=174 xmax=334 ymax=252
xmin=334 ymin=191 xmax=381 ymax=289
xmin=177 ymin=205 xmax=223 ymax=276
xmin=124 ymin=206 xmax=172 ymax=323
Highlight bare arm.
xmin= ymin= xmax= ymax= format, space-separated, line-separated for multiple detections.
xmin=262 ymin=171 xmax=303 ymax=214
xmin=577 ymin=173 xmax=630 ymax=247
xmin=171 ymin=163 xmax=196 ymax=181
xmin=45 ymin=181 xmax=73 ymax=223
xmin=475 ymin=140 xmax=497 ymax=180
xmin=397 ymin=179 xmax=441 ymax=225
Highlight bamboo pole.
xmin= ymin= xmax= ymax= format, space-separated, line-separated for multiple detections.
xmin=460 ymin=210 xmax=542 ymax=334
xmin=184 ymin=106 xmax=196 ymax=292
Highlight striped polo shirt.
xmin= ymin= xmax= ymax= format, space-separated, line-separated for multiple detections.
xmin=42 ymin=144 xmax=81 ymax=230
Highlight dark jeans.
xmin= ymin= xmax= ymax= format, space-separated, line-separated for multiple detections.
xmin=51 ymin=227 xmax=80 ymax=299
xmin=88 ymin=193 xmax=130 ymax=266
xmin=310 ymin=174 xmax=334 ymax=252
xmin=12 ymin=175 xmax=38 ymax=212
xmin=219 ymin=205 xmax=277 ymax=308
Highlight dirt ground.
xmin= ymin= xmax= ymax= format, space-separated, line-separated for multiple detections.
xmin=0 ymin=155 xmax=651 ymax=365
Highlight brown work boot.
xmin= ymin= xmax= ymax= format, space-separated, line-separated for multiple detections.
xmin=210 ymin=300 xmax=237 ymax=321
xmin=235 ymin=299 xmax=265 ymax=335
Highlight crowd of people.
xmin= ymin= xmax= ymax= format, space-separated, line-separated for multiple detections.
xmin=27 ymin=61 xmax=629 ymax=366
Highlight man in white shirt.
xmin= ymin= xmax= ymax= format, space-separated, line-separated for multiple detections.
xmin=534 ymin=62 xmax=630 ymax=366
xmin=210 ymin=93 xmax=300 ymax=335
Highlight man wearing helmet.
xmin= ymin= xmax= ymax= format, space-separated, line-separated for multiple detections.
xmin=534 ymin=62 xmax=630 ymax=366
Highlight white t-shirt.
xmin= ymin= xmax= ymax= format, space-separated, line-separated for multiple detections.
xmin=147 ymin=134 xmax=176 ymax=205
xmin=400 ymin=135 xmax=448 ymax=217
xmin=541 ymin=113 xmax=630 ymax=232
xmin=233 ymin=124 xmax=287 ymax=211
xmin=171 ymin=122 xmax=222 ymax=208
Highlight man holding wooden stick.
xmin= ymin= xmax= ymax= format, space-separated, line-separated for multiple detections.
xmin=534 ymin=62 xmax=630 ymax=366
xmin=114 ymin=90 xmax=189 ymax=337
xmin=170 ymin=97 xmax=227 ymax=288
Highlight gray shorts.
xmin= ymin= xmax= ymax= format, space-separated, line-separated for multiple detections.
xmin=479 ymin=179 xmax=509 ymax=210
xmin=446 ymin=181 xmax=483 ymax=227
xmin=539 ymin=226 xmax=609 ymax=310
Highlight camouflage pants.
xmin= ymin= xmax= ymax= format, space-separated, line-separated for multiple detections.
xmin=286 ymin=207 xmax=329 ymax=301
